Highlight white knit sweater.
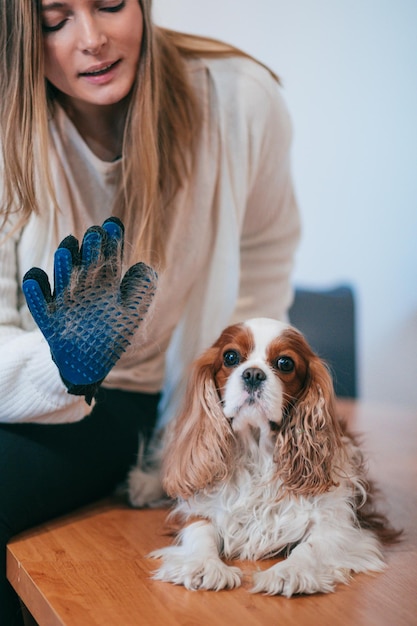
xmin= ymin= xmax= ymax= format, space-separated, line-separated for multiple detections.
xmin=0 ymin=55 xmax=300 ymax=424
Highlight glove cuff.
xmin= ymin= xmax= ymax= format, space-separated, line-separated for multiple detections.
xmin=61 ymin=376 xmax=103 ymax=405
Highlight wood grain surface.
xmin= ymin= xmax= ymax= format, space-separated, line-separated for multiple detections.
xmin=7 ymin=400 xmax=417 ymax=626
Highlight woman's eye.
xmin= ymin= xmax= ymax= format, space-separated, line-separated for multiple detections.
xmin=42 ymin=19 xmax=67 ymax=33
xmin=276 ymin=356 xmax=295 ymax=373
xmin=223 ymin=350 xmax=241 ymax=368
xmin=42 ymin=1 xmax=125 ymax=32
xmin=101 ymin=0 xmax=126 ymax=12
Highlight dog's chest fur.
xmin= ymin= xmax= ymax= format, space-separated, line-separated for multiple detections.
xmin=174 ymin=428 xmax=346 ymax=561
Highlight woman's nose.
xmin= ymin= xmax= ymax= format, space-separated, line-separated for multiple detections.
xmin=78 ymin=14 xmax=107 ymax=54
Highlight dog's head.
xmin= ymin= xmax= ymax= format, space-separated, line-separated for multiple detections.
xmin=162 ymin=318 xmax=343 ymax=500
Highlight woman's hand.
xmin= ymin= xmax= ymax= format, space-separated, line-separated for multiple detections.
xmin=22 ymin=217 xmax=157 ymax=404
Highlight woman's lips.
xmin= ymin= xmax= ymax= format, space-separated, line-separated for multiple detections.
xmin=79 ymin=60 xmax=121 ymax=83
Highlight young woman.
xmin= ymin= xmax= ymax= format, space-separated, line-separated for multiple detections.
xmin=0 ymin=0 xmax=300 ymax=623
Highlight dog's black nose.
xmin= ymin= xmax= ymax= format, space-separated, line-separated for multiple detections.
xmin=242 ymin=367 xmax=266 ymax=390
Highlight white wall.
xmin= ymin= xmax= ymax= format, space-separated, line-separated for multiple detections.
xmin=153 ymin=0 xmax=417 ymax=408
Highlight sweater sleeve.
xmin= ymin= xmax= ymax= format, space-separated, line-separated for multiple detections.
xmin=231 ymin=73 xmax=301 ymax=324
xmin=0 ymin=227 xmax=93 ymax=423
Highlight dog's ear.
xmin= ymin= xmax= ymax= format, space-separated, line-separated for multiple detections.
xmin=273 ymin=354 xmax=343 ymax=497
xmin=162 ymin=348 xmax=235 ymax=499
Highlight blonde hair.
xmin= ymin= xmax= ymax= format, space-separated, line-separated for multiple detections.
xmin=0 ymin=0 xmax=278 ymax=268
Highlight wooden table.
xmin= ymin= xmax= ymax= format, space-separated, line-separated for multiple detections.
xmin=7 ymin=400 xmax=417 ymax=626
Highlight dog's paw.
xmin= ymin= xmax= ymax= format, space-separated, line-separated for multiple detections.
xmin=127 ymin=466 xmax=167 ymax=508
xmin=150 ymin=547 xmax=242 ymax=591
xmin=251 ymin=560 xmax=348 ymax=596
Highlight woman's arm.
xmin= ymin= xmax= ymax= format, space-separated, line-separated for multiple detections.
xmin=0 ymin=228 xmax=94 ymax=423
xmin=0 ymin=217 xmax=157 ymax=423
xmin=232 ymin=71 xmax=301 ymax=323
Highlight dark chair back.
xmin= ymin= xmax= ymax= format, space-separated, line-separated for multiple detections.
xmin=289 ymin=285 xmax=357 ymax=398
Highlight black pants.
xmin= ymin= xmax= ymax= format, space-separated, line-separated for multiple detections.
xmin=0 ymin=388 xmax=160 ymax=626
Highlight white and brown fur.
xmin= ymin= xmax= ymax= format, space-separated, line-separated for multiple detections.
xmin=128 ymin=318 xmax=398 ymax=596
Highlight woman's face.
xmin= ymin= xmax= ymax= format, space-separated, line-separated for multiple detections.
xmin=42 ymin=0 xmax=143 ymax=109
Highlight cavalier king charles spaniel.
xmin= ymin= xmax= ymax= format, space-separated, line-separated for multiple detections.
xmin=128 ymin=318 xmax=397 ymax=596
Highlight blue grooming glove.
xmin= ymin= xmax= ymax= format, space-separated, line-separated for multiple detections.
xmin=22 ymin=217 xmax=158 ymax=404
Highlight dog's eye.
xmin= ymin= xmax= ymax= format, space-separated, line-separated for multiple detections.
xmin=223 ymin=350 xmax=241 ymax=367
xmin=276 ymin=356 xmax=295 ymax=373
